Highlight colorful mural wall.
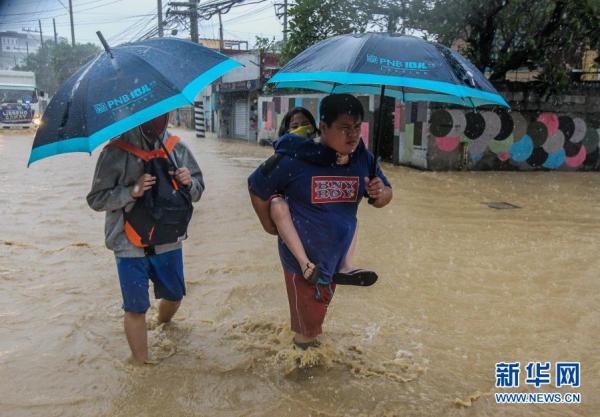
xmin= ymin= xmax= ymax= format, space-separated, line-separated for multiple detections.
xmin=429 ymin=109 xmax=600 ymax=169
xmin=257 ymin=93 xmax=600 ymax=171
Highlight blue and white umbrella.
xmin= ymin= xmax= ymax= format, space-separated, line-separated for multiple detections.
xmin=29 ymin=35 xmax=241 ymax=165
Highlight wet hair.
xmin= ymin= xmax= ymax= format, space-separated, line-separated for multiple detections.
xmin=319 ymin=94 xmax=364 ymax=127
xmin=277 ymin=106 xmax=318 ymax=137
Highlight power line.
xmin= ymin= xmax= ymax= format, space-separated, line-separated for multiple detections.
xmin=223 ymin=3 xmax=273 ymax=23
xmin=0 ymin=0 xmax=101 ymax=17
xmin=0 ymin=0 xmax=127 ymax=26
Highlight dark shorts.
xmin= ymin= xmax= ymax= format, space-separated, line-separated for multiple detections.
xmin=284 ymin=270 xmax=336 ymax=338
xmin=115 ymin=249 xmax=185 ymax=314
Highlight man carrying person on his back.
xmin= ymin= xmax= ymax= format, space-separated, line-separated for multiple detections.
xmin=248 ymin=94 xmax=393 ymax=348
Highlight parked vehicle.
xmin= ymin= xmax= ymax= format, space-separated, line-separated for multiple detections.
xmin=0 ymin=70 xmax=44 ymax=129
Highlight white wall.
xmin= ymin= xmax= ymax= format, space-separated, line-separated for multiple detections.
xmin=222 ymin=52 xmax=260 ymax=83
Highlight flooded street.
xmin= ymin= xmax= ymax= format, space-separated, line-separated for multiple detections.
xmin=0 ymin=127 xmax=598 ymax=417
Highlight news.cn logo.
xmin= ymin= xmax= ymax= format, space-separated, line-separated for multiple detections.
xmin=494 ymin=361 xmax=581 ymax=405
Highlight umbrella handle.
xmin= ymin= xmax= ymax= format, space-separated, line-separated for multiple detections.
xmin=369 ymin=85 xmax=386 ymax=205
xmin=157 ymin=136 xmax=179 ymax=171
xmin=96 ymin=31 xmax=113 ymax=59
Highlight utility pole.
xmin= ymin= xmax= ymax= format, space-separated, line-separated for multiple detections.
xmin=190 ymin=1 xmax=198 ymax=43
xmin=274 ymin=0 xmax=289 ymax=42
xmin=218 ymin=11 xmax=223 ymax=51
xmin=168 ymin=1 xmax=199 ymax=43
xmin=38 ymin=20 xmax=44 ymax=48
xmin=53 ymin=18 xmax=58 ymax=44
xmin=68 ymin=0 xmax=75 ymax=46
xmin=157 ymin=0 xmax=164 ymax=37
xmin=283 ymin=0 xmax=288 ymax=42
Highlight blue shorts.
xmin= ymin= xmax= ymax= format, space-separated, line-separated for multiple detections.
xmin=115 ymin=249 xmax=186 ymax=314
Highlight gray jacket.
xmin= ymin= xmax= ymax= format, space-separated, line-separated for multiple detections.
xmin=87 ymin=128 xmax=204 ymax=257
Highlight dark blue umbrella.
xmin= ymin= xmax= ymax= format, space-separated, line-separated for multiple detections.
xmin=269 ymin=32 xmax=509 ymax=186
xmin=29 ymin=33 xmax=241 ymax=165
xmin=269 ymin=32 xmax=508 ymax=108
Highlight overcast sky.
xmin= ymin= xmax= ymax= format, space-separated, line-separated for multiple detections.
xmin=0 ymin=0 xmax=283 ymax=47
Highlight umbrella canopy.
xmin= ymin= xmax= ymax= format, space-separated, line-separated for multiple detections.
xmin=269 ymin=32 xmax=508 ymax=108
xmin=29 ymin=36 xmax=241 ymax=165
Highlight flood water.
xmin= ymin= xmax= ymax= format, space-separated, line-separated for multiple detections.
xmin=0 ymin=128 xmax=598 ymax=417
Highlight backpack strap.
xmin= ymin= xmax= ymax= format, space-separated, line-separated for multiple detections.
xmin=163 ymin=136 xmax=180 ymax=154
xmin=107 ymin=135 xmax=181 ymax=161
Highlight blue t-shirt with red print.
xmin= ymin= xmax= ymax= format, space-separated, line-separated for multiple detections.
xmin=248 ymin=139 xmax=391 ymax=282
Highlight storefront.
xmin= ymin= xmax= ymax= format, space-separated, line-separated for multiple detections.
xmin=216 ymin=52 xmax=260 ymax=141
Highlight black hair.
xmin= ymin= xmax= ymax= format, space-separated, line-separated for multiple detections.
xmin=277 ymin=106 xmax=318 ymax=137
xmin=319 ymin=94 xmax=364 ymax=127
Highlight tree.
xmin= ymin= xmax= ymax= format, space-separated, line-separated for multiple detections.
xmin=418 ymin=0 xmax=600 ymax=94
xmin=281 ymin=0 xmax=372 ymax=64
xmin=51 ymin=42 xmax=100 ymax=88
xmin=17 ymin=42 xmax=57 ymax=95
xmin=282 ymin=0 xmax=600 ymax=94
xmin=254 ymin=36 xmax=278 ymax=53
xmin=17 ymin=41 xmax=101 ymax=95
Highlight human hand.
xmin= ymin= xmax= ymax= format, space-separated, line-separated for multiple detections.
xmin=364 ymin=176 xmax=386 ymax=200
xmin=131 ymin=173 xmax=156 ymax=198
xmin=170 ymin=167 xmax=192 ymax=188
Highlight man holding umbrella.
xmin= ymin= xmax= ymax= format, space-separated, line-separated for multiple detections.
xmin=27 ymin=34 xmax=242 ymax=364
xmin=248 ymin=94 xmax=392 ymax=348
xmin=87 ymin=113 xmax=204 ymax=364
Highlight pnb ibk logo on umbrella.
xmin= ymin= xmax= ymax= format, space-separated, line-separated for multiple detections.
xmin=366 ymin=54 xmax=433 ymax=73
xmin=93 ymin=81 xmax=156 ymax=114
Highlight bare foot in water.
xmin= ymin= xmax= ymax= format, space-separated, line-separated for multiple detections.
xmin=293 ymin=333 xmax=320 ymax=350
xmin=126 ymin=355 xmax=159 ymax=366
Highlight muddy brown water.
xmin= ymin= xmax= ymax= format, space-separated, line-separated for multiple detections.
xmin=0 ymin=128 xmax=597 ymax=417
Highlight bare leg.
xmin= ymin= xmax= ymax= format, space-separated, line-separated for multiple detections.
xmin=294 ymin=332 xmax=318 ymax=345
xmin=124 ymin=312 xmax=148 ymax=364
xmin=270 ymin=197 xmax=315 ymax=279
xmin=339 ymin=223 xmax=358 ymax=272
xmin=158 ymin=299 xmax=181 ymax=324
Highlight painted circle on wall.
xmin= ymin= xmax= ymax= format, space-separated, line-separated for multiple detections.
xmin=480 ymin=111 xmax=502 ymax=140
xmin=527 ymin=121 xmax=548 ymax=147
xmin=498 ymin=152 xmax=510 ymax=161
xmin=435 ymin=136 xmax=461 ymax=152
xmin=511 ymin=112 xmax=528 ymax=141
xmin=494 ymin=110 xmax=514 ymax=140
xmin=565 ymin=145 xmax=587 ymax=168
xmin=570 ymin=118 xmax=587 ymax=143
xmin=429 ymin=109 xmax=453 ymax=137
xmin=469 ymin=136 xmax=491 ymax=158
xmin=564 ymin=140 xmax=583 ymax=157
xmin=542 ymin=130 xmax=565 ymax=154
xmin=489 ymin=135 xmax=514 ymax=154
xmin=543 ymin=149 xmax=566 ymax=169
xmin=510 ymin=134 xmax=534 ymax=161
xmin=447 ymin=109 xmax=467 ymax=136
xmin=464 ymin=111 xmax=486 ymax=139
xmin=584 ymin=148 xmax=599 ymax=166
xmin=537 ymin=112 xmax=559 ymax=136
xmin=558 ymin=116 xmax=575 ymax=140
xmin=582 ymin=128 xmax=600 ymax=152
xmin=526 ymin=147 xmax=549 ymax=168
